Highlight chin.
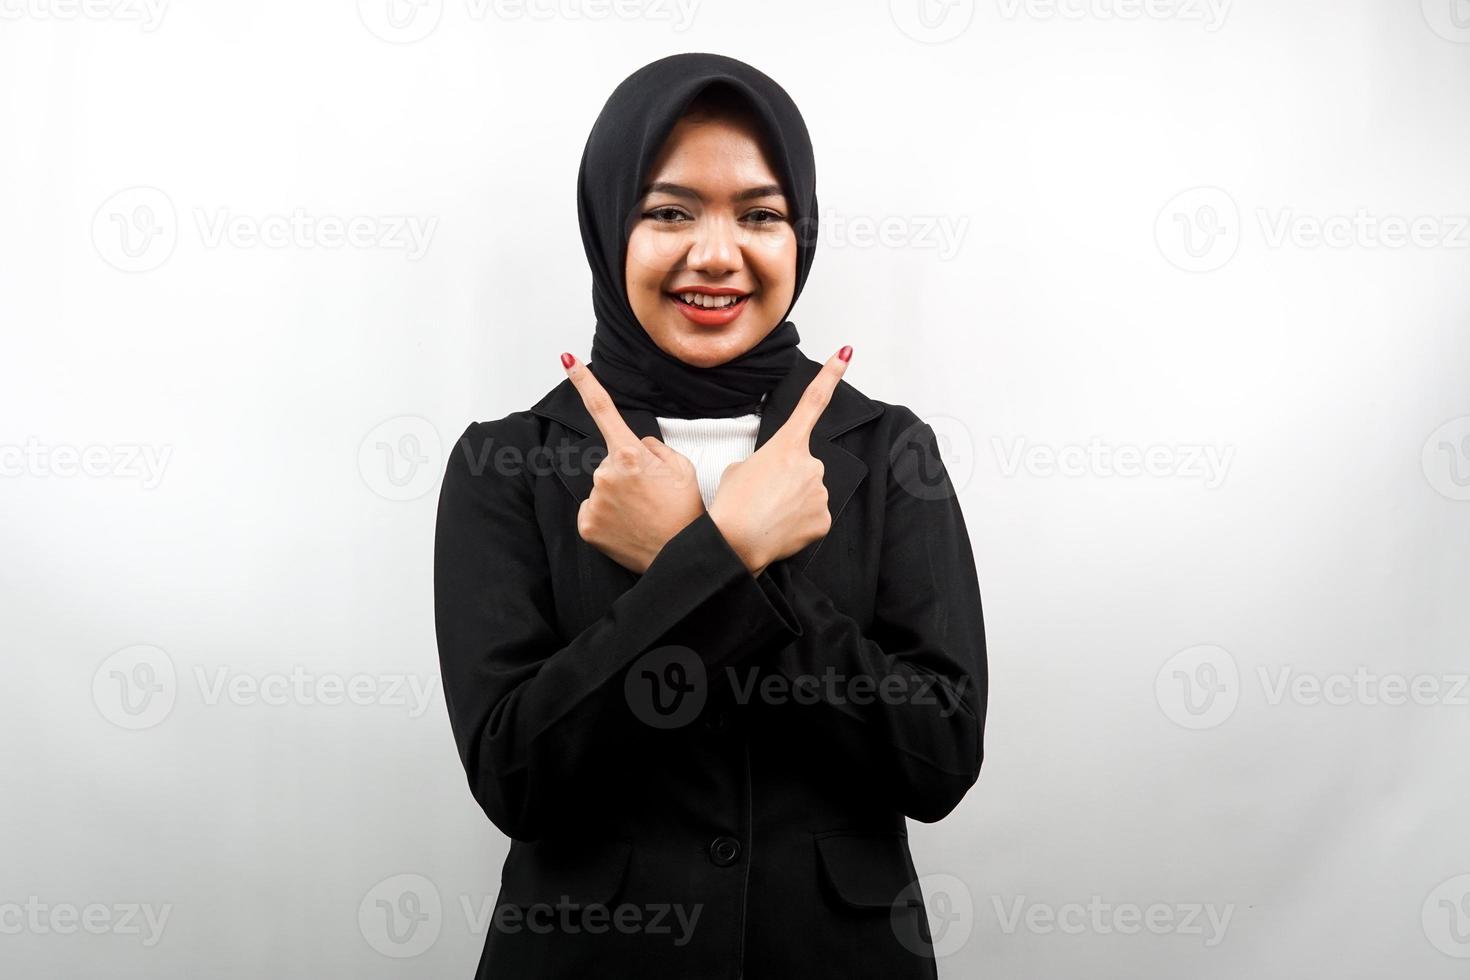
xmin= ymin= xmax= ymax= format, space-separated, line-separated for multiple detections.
xmin=658 ymin=324 xmax=772 ymax=368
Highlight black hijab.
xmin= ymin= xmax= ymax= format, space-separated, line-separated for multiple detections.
xmin=577 ymin=53 xmax=817 ymax=418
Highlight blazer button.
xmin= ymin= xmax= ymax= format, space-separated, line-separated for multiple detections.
xmin=709 ymin=836 xmax=741 ymax=867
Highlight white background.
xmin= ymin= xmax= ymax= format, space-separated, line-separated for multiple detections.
xmin=3 ymin=0 xmax=1469 ymax=976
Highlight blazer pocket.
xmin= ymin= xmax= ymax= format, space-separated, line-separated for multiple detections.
xmin=498 ymin=837 xmax=634 ymax=909
xmin=813 ymin=831 xmax=918 ymax=910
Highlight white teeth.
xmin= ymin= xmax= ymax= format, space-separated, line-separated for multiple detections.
xmin=677 ymin=292 xmax=743 ymax=309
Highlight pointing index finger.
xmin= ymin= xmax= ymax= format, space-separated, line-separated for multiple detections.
xmin=562 ymin=353 xmax=641 ymax=451
xmin=780 ymin=346 xmax=852 ymax=443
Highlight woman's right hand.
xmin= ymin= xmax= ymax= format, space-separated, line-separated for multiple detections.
xmin=563 ymin=353 xmax=706 ymax=575
xmin=708 ymin=347 xmax=852 ymax=577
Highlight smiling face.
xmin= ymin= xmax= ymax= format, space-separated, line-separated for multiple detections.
xmin=624 ymin=107 xmax=798 ymax=369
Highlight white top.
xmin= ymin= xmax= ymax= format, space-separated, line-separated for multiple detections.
xmin=655 ymin=396 xmax=765 ymax=510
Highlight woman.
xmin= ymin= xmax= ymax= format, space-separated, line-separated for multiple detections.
xmin=434 ymin=52 xmax=987 ymax=979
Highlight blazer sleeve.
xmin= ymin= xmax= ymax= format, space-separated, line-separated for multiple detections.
xmin=433 ymin=419 xmax=801 ymax=842
xmin=759 ymin=411 xmax=987 ymax=823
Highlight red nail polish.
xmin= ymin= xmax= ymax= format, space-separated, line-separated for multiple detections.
xmin=560 ymin=352 xmax=575 ymax=369
xmin=838 ymin=345 xmax=853 ymax=362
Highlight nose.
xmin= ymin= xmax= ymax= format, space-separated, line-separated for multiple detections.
xmin=685 ymin=212 xmax=744 ymax=277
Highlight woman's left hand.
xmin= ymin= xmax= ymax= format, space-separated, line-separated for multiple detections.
xmin=563 ymin=353 xmax=705 ymax=574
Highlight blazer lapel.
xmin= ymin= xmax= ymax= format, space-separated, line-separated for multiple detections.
xmin=529 ymin=353 xmax=883 ymax=571
xmin=530 ymin=405 xmax=664 ymax=509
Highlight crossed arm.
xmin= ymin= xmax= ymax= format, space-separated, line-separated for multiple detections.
xmin=433 ymin=356 xmax=986 ymax=841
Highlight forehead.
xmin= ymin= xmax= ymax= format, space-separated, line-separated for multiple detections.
xmin=643 ymin=114 xmax=783 ymax=189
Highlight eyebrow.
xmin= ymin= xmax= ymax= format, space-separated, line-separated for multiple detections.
xmin=640 ymin=181 xmax=786 ymax=202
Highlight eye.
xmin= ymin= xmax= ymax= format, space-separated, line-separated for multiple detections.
xmin=743 ymin=208 xmax=785 ymax=225
xmin=644 ymin=206 xmax=690 ymax=223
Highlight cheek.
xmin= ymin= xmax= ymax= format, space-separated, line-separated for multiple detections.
xmin=751 ymin=233 xmax=797 ymax=302
xmin=625 ymin=228 xmax=681 ymax=289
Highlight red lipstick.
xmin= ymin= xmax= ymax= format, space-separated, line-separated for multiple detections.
xmin=667 ymin=286 xmax=751 ymax=327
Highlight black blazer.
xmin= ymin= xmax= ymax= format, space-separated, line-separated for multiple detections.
xmin=433 ymin=352 xmax=988 ymax=979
